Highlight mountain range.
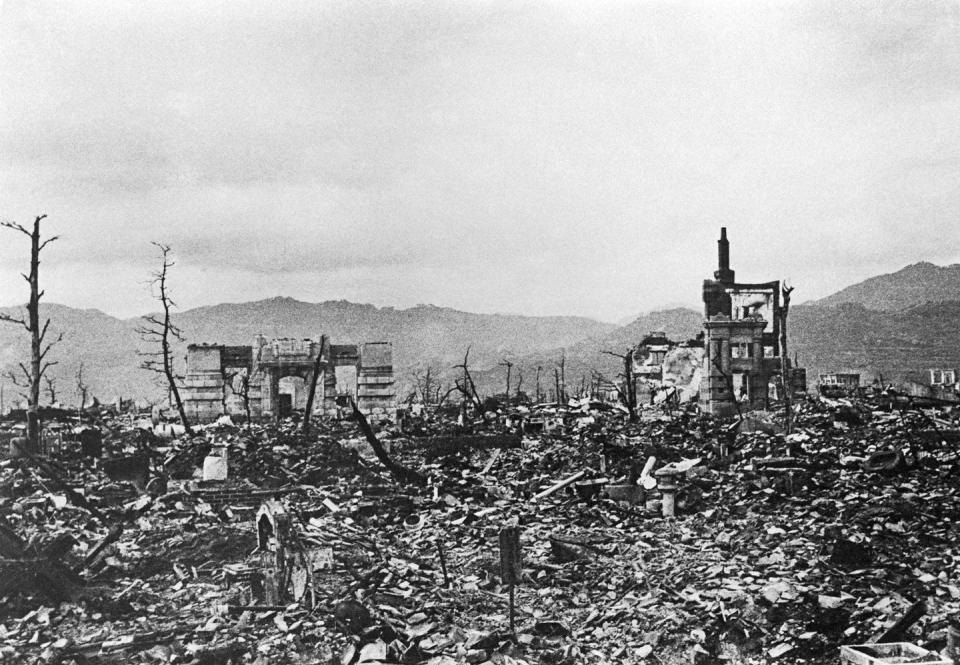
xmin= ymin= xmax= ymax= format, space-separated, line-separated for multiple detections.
xmin=809 ymin=262 xmax=960 ymax=311
xmin=1 ymin=261 xmax=958 ymax=405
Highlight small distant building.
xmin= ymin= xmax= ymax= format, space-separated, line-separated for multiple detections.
xmin=634 ymin=331 xmax=673 ymax=382
xmin=930 ymin=369 xmax=957 ymax=387
xmin=819 ymin=373 xmax=860 ymax=396
xmin=182 ymin=336 xmax=396 ymax=423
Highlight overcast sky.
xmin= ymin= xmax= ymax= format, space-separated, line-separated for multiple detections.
xmin=1 ymin=0 xmax=959 ymax=323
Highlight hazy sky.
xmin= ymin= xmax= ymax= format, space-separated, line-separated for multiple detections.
xmin=2 ymin=0 xmax=959 ymax=322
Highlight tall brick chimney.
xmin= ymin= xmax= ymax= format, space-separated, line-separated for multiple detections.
xmin=714 ymin=227 xmax=735 ymax=283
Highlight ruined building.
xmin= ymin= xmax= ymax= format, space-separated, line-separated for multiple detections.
xmin=633 ymin=332 xmax=705 ymax=405
xmin=700 ymin=228 xmax=804 ymax=416
xmin=182 ymin=336 xmax=395 ymax=422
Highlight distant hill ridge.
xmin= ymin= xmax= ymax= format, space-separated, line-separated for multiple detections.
xmin=4 ymin=261 xmax=960 ymax=406
xmin=811 ymin=261 xmax=960 ymax=311
xmin=0 ymin=298 xmax=615 ymax=403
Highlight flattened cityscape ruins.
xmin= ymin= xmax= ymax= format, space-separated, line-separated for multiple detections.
xmin=3 ymin=227 xmax=960 ymax=665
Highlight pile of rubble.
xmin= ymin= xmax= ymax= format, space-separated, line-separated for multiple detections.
xmin=2 ymin=394 xmax=960 ymax=664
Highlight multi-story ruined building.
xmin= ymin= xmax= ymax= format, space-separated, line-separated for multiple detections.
xmin=182 ymin=336 xmax=395 ymax=423
xmin=819 ymin=373 xmax=861 ymax=396
xmin=700 ymin=228 xmax=803 ymax=416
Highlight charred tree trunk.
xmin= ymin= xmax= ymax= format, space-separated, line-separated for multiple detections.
xmin=601 ymin=347 xmax=639 ymax=422
xmin=0 ymin=215 xmax=62 ymax=453
xmin=301 ymin=335 xmax=327 ymax=435
xmin=499 ymin=359 xmax=513 ymax=397
xmin=136 ymin=243 xmax=193 ymax=436
xmin=623 ymin=351 xmax=636 ymax=419
xmin=779 ymin=285 xmax=795 ymax=434
xmin=350 ymin=397 xmax=425 ymax=486
xmin=559 ymin=353 xmax=566 ymax=403
xmin=454 ymin=347 xmax=483 ymax=412
xmin=76 ymin=362 xmax=88 ymax=415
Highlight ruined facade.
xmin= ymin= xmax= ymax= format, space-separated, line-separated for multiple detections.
xmin=632 ymin=332 xmax=705 ymax=405
xmin=700 ymin=228 xmax=803 ymax=416
xmin=930 ymin=369 xmax=957 ymax=388
xmin=182 ymin=337 xmax=395 ymax=422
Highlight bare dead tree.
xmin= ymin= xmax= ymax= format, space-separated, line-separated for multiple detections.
xmin=554 ymin=367 xmax=561 ymax=406
xmin=436 ymin=384 xmax=459 ymax=407
xmin=411 ymin=365 xmax=439 ymax=405
xmin=75 ymin=362 xmax=88 ymax=411
xmin=559 ymin=352 xmax=567 ymax=402
xmin=515 ymin=367 xmax=523 ymax=398
xmin=3 ymin=369 xmax=28 ymax=404
xmin=535 ymin=366 xmax=543 ymax=403
xmin=301 ymin=335 xmax=328 ymax=435
xmin=75 ymin=362 xmax=89 ymax=424
xmin=779 ymin=284 xmax=795 ymax=433
xmin=43 ymin=375 xmax=56 ymax=405
xmin=499 ymin=358 xmax=514 ymax=396
xmin=601 ymin=347 xmax=639 ymax=422
xmin=589 ymin=370 xmax=605 ymax=400
xmin=225 ymin=367 xmax=255 ymax=426
xmin=136 ymin=243 xmax=193 ymax=436
xmin=453 ymin=346 xmax=483 ymax=410
xmin=0 ymin=215 xmax=63 ymax=452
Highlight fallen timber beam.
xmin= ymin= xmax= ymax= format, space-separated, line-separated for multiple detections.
xmin=351 ymin=398 xmax=427 ymax=486
xmin=873 ymin=599 xmax=925 ymax=643
xmin=533 ymin=470 xmax=587 ymax=502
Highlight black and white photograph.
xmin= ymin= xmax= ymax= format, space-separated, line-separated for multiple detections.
xmin=2 ymin=1 xmax=960 ymax=663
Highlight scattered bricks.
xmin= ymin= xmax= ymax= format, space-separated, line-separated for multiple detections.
xmin=95 ymin=483 xmax=141 ymax=507
xmin=754 ymin=458 xmax=809 ymax=496
xmin=413 ymin=434 xmax=523 ymax=457
xmin=190 ymin=483 xmax=303 ymax=510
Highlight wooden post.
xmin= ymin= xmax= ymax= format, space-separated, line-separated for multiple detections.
xmin=779 ymin=285 xmax=794 ymax=434
xmin=436 ymin=541 xmax=450 ymax=588
xmin=499 ymin=526 xmax=521 ymax=634
xmin=301 ymin=335 xmax=327 ymax=435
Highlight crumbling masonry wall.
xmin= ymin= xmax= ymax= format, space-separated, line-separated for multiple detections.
xmin=182 ymin=336 xmax=395 ymax=423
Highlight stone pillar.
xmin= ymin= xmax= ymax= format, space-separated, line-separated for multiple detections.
xmin=260 ymin=369 xmax=280 ymax=418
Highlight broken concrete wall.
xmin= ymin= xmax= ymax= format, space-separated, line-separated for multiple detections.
xmin=660 ymin=346 xmax=704 ymax=403
xmin=357 ymin=342 xmax=396 ymax=419
xmin=183 ymin=337 xmax=396 ymax=422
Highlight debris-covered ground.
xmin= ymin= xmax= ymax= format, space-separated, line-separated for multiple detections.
xmin=2 ymin=394 xmax=960 ymax=664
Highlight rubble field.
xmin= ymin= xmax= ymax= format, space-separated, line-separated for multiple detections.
xmin=2 ymin=394 xmax=960 ymax=665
